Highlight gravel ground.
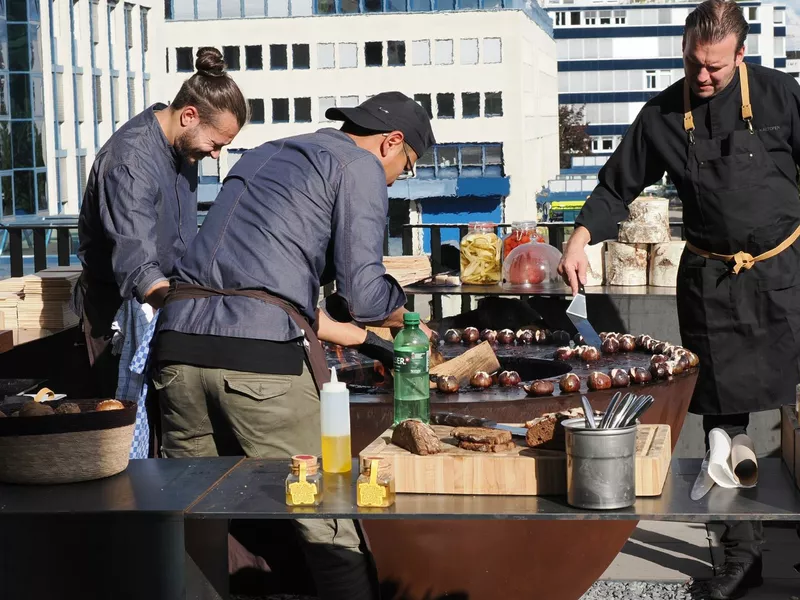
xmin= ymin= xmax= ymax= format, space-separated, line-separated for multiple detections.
xmin=232 ymin=581 xmax=715 ymax=600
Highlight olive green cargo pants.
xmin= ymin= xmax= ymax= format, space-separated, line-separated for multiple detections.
xmin=154 ymin=362 xmax=377 ymax=600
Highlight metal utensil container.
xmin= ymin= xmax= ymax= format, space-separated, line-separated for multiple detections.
xmin=562 ymin=417 xmax=637 ymax=510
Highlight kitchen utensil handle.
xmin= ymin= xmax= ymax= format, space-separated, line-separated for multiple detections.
xmin=580 ymin=395 xmax=596 ymax=429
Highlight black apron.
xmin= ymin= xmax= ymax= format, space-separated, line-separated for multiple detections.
xmin=677 ymin=63 xmax=800 ymax=415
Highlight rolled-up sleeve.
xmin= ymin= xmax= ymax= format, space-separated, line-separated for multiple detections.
xmin=98 ymin=165 xmax=167 ymax=302
xmin=575 ymin=110 xmax=667 ymax=244
xmin=331 ymin=156 xmax=406 ymax=323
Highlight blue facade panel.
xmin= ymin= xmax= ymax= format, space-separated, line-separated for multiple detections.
xmin=554 ymin=23 xmax=760 ymax=39
xmin=388 ymin=176 xmax=510 ymax=199
xmin=560 ymin=91 xmax=659 ymax=104
xmin=559 ymin=56 xmax=762 ymax=72
xmin=419 ymin=196 xmax=503 ymax=252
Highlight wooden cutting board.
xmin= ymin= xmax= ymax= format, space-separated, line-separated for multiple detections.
xmin=359 ymin=424 xmax=671 ymax=497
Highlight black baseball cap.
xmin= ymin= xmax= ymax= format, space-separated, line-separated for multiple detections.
xmin=326 ymin=91 xmax=436 ymax=159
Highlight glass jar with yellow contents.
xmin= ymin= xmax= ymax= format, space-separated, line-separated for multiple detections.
xmin=460 ymin=222 xmax=502 ymax=285
xmin=285 ymin=454 xmax=323 ymax=507
xmin=356 ymin=456 xmax=396 ymax=508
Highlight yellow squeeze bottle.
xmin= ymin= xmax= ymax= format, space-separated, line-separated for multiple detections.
xmin=320 ymin=367 xmax=352 ymax=473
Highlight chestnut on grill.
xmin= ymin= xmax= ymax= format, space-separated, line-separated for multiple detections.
xmin=462 ymin=327 xmax=480 ymax=344
xmin=610 ymin=368 xmax=630 ymax=388
xmin=650 ymin=354 xmax=668 ymax=367
xmin=559 ymin=373 xmax=581 ymax=393
xmin=555 ymin=347 xmax=574 ymax=361
xmin=654 ymin=341 xmax=672 ymax=355
xmin=470 ymin=371 xmax=493 ymax=388
xmin=516 ymin=329 xmax=534 ymax=345
xmin=676 ymin=354 xmax=690 ymax=372
xmin=444 ymin=329 xmax=461 ymax=344
xmin=481 ymin=329 xmax=498 ymax=343
xmin=601 ymin=338 xmax=620 ymax=354
xmin=574 ymin=333 xmax=585 ymax=345
xmin=551 ymin=330 xmax=571 ymax=345
xmin=686 ymin=351 xmax=700 ymax=368
xmin=430 ymin=330 xmax=441 ymax=346
xmin=582 ymin=346 xmax=601 ymax=362
xmin=533 ymin=329 xmax=549 ymax=344
xmin=525 ymin=380 xmax=555 ymax=397
xmin=645 ymin=339 xmax=660 ymax=352
xmin=650 ymin=363 xmax=669 ymax=380
xmin=599 ymin=332 xmax=609 ymax=342
xmin=437 ymin=376 xmax=460 ymax=393
xmin=665 ymin=359 xmax=684 ymax=376
xmin=630 ymin=367 xmax=653 ymax=384
xmin=619 ymin=335 xmax=636 ymax=353
xmin=587 ymin=371 xmax=612 ymax=391
xmin=497 ymin=329 xmax=515 ymax=345
xmin=498 ymin=370 xmax=522 ymax=387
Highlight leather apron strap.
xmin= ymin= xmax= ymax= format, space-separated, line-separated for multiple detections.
xmin=683 ymin=62 xmax=753 ymax=145
xmin=164 ymin=282 xmax=332 ymax=391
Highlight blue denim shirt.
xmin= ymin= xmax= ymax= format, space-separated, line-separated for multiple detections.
xmin=76 ymin=103 xmax=198 ymax=305
xmin=159 ymin=128 xmax=406 ymax=342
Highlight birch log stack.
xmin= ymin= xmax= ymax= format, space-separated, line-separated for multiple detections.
xmin=606 ymin=242 xmax=648 ymax=286
xmin=649 ymin=241 xmax=685 ymax=287
xmin=618 ymin=197 xmax=671 ymax=244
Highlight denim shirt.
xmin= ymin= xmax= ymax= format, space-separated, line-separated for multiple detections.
xmin=158 ymin=128 xmax=406 ymax=342
xmin=76 ymin=103 xmax=198 ymax=305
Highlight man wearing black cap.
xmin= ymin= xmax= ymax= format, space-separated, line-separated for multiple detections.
xmin=148 ymin=92 xmax=435 ymax=600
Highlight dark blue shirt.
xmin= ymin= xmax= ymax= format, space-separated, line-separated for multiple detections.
xmin=159 ymin=128 xmax=406 ymax=342
xmin=77 ymin=103 xmax=197 ymax=305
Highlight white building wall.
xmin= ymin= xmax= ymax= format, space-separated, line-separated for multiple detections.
xmin=158 ymin=9 xmax=559 ymax=222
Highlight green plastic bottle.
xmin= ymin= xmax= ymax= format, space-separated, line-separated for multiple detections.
xmin=393 ymin=312 xmax=430 ymax=425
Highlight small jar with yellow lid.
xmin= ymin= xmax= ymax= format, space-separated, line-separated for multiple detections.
xmin=285 ymin=454 xmax=323 ymax=507
xmin=356 ymin=456 xmax=396 ymax=508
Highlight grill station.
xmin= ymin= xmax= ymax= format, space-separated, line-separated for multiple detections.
xmin=324 ymin=302 xmax=699 ymax=600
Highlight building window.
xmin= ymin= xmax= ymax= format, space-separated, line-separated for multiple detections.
xmin=411 ymin=40 xmax=430 ymax=66
xmin=570 ymin=11 xmax=580 ymax=25
xmin=484 ymin=92 xmax=502 ymax=117
xmin=319 ymin=96 xmax=336 ymax=121
xmin=555 ymin=11 xmax=566 ymax=25
xmin=221 ymin=0 xmax=242 ymax=17
xmin=339 ymin=95 xmax=358 ymax=108
xmin=748 ymin=7 xmax=757 ymax=21
xmin=165 ymin=48 xmax=170 ymax=72
xmin=775 ymin=8 xmax=785 ymax=24
xmin=196 ymin=0 xmax=218 ymax=18
xmin=434 ymin=39 xmax=453 ymax=65
xmin=176 ymin=47 xmax=193 ymax=71
xmin=292 ymin=44 xmax=310 ymax=69
xmin=270 ymin=44 xmax=288 ymax=70
xmin=414 ymin=93 xmax=432 ymax=118
xmin=461 ymin=92 xmax=480 ymax=118
xmin=224 ymin=46 xmax=240 ymax=70
xmin=591 ymin=138 xmax=599 ymax=152
xmin=645 ymin=70 xmax=657 ymax=89
xmin=317 ymin=0 xmax=335 ymax=12
xmin=295 ymin=97 xmax=312 ymax=122
xmin=318 ymin=43 xmax=335 ymax=69
xmin=245 ymin=45 xmax=263 ymax=69
xmin=387 ymin=41 xmax=405 ymax=66
xmin=460 ymin=38 xmax=478 ymax=65
xmin=485 ymin=144 xmax=502 ymax=176
xmin=340 ymin=0 xmax=358 ymax=12
xmin=248 ymin=98 xmax=265 ymax=123
xmin=93 ymin=75 xmax=103 ymax=122
xmin=436 ymin=93 xmax=454 ymax=119
xmin=141 ymin=8 xmax=149 ymax=51
xmin=365 ymin=41 xmax=383 ymax=67
xmin=614 ymin=10 xmax=625 ymax=24
xmin=584 ymin=10 xmax=596 ymax=25
xmin=775 ymin=36 xmax=786 ymax=57
xmin=483 ymin=38 xmax=501 ymax=64
xmin=599 ymin=10 xmax=611 ymax=24
xmin=165 ymin=0 xmax=174 ymax=19
xmin=272 ymin=98 xmax=289 ymax=123
xmin=364 ymin=0 xmax=381 ymax=11
xmin=338 ymin=43 xmax=357 ymax=68
xmin=602 ymin=138 xmax=613 ymax=151
xmin=658 ymin=8 xmax=670 ymax=24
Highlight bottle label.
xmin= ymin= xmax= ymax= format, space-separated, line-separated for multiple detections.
xmin=394 ymin=349 xmax=429 ymax=374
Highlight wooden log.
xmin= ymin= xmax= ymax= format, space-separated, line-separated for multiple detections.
xmin=429 ymin=341 xmax=500 ymax=389
xmin=606 ymin=242 xmax=648 ymax=286
xmin=649 ymin=241 xmax=685 ymax=287
xmin=618 ymin=197 xmax=671 ymax=244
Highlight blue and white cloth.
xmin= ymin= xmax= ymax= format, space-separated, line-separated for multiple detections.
xmin=112 ymin=299 xmax=159 ymax=459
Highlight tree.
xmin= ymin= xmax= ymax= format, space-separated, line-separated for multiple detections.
xmin=559 ymin=104 xmax=591 ymax=169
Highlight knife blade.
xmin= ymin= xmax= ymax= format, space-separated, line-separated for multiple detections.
xmin=690 ymin=451 xmax=716 ymax=501
xmin=566 ymin=283 xmax=602 ymax=349
xmin=430 ymin=412 xmax=527 ymax=437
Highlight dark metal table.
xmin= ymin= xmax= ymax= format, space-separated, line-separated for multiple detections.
xmin=0 ymin=457 xmax=242 ymax=600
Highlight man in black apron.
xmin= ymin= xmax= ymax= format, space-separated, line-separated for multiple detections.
xmin=559 ymin=1 xmax=800 ymax=598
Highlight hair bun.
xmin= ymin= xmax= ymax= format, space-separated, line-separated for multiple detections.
xmin=195 ymin=47 xmax=226 ymax=77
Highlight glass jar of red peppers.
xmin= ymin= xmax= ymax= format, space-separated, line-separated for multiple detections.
xmin=502 ymin=221 xmax=546 ymax=260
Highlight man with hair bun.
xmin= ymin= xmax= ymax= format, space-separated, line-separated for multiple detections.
xmin=559 ymin=0 xmax=800 ymax=597
xmin=74 ymin=46 xmax=246 ymax=457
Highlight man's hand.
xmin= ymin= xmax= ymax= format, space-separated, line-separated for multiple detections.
xmin=557 ymin=226 xmax=592 ymax=295
xmin=143 ymin=280 xmax=170 ymax=310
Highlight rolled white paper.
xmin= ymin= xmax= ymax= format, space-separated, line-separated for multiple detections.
xmin=708 ymin=428 xmax=739 ymax=488
xmin=731 ymin=434 xmax=758 ymax=488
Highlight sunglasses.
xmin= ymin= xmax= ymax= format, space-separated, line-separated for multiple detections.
xmin=383 ymin=133 xmax=416 ymax=180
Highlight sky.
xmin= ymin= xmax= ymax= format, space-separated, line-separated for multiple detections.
xmin=781 ymin=0 xmax=800 ymax=50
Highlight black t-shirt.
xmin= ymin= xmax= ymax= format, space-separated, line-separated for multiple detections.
xmin=155 ymin=331 xmax=305 ymax=375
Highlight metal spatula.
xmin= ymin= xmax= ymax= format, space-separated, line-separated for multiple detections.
xmin=566 ymin=283 xmax=602 ymax=349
